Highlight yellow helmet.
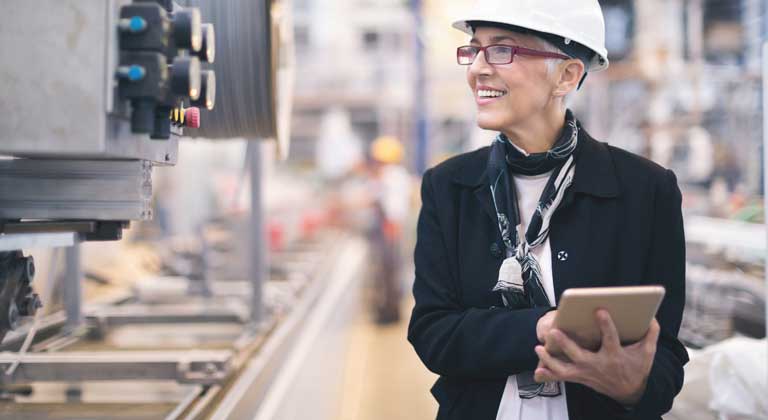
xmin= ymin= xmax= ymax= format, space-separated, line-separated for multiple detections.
xmin=371 ymin=136 xmax=404 ymax=164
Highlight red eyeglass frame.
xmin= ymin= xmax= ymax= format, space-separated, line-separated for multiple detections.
xmin=457 ymin=44 xmax=571 ymax=65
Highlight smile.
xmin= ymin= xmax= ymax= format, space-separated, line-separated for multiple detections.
xmin=477 ymin=89 xmax=507 ymax=98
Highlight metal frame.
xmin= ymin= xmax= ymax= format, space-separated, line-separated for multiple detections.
xmin=209 ymin=235 xmax=364 ymax=420
xmin=0 ymin=159 xmax=153 ymax=221
xmin=64 ymin=242 xmax=83 ymax=333
xmin=0 ymin=233 xmax=76 ymax=252
xmin=0 ymin=350 xmax=232 ymax=385
xmin=249 ymin=142 xmax=265 ymax=324
xmin=86 ymin=303 xmax=249 ymax=329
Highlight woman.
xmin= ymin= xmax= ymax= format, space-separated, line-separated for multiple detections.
xmin=407 ymin=1 xmax=689 ymax=419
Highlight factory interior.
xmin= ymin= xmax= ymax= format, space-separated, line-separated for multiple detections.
xmin=0 ymin=0 xmax=766 ymax=419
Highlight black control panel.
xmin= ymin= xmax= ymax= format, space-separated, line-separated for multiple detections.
xmin=116 ymin=0 xmax=216 ymax=139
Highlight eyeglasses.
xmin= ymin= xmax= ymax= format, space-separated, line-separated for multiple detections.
xmin=457 ymin=44 xmax=571 ymax=66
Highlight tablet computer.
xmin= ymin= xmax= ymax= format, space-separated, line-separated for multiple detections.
xmin=547 ymin=285 xmax=665 ymax=353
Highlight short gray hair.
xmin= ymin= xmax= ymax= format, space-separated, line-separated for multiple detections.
xmin=533 ymin=37 xmax=582 ymax=102
xmin=534 ymin=37 xmax=567 ymax=76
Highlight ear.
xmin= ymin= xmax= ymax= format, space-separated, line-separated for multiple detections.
xmin=553 ymin=59 xmax=585 ymax=97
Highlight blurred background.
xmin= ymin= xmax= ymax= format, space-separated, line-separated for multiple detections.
xmin=0 ymin=0 xmax=766 ymax=419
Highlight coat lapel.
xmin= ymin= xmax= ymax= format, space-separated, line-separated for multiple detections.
xmin=473 ymin=185 xmax=498 ymax=227
xmin=551 ymin=130 xmax=621 ymax=301
xmin=452 ymin=146 xmax=498 ymax=226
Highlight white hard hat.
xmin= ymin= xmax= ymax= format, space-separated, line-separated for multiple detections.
xmin=452 ymin=0 xmax=609 ymax=73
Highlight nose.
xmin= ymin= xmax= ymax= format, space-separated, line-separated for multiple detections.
xmin=468 ymin=50 xmax=493 ymax=78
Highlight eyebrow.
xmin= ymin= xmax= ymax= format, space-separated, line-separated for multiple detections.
xmin=469 ymin=35 xmax=520 ymax=45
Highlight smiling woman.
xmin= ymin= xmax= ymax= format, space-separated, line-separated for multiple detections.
xmin=407 ymin=1 xmax=689 ymax=420
xmin=463 ymin=26 xmax=584 ymax=155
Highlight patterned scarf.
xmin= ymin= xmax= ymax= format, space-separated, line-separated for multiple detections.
xmin=487 ymin=110 xmax=579 ymax=398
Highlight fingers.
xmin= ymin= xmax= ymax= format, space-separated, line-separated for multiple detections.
xmin=537 ymin=310 xmax=557 ymax=343
xmin=535 ymin=345 xmax=574 ymax=381
xmin=646 ymin=318 xmax=660 ymax=342
xmin=550 ymin=329 xmax=590 ymax=364
xmin=534 ymin=366 xmax=557 ymax=383
xmin=596 ymin=309 xmax=621 ymax=353
xmin=642 ymin=318 xmax=661 ymax=354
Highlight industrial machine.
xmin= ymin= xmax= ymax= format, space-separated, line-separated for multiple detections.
xmin=0 ymin=0 xmax=292 ymax=344
xmin=0 ymin=0 xmax=215 ymax=344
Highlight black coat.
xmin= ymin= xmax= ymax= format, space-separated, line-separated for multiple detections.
xmin=407 ymin=129 xmax=689 ymax=420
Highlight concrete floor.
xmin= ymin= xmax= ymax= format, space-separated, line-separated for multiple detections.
xmin=336 ymin=297 xmax=438 ymax=420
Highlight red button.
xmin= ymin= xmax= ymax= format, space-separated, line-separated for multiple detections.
xmin=184 ymin=107 xmax=200 ymax=129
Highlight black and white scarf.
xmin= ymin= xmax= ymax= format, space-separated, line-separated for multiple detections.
xmin=487 ymin=110 xmax=579 ymax=398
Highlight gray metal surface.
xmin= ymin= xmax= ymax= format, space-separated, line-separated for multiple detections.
xmin=86 ymin=303 xmax=248 ymax=327
xmin=249 ymin=142 xmax=265 ymax=323
xmin=163 ymin=385 xmax=205 ymax=420
xmin=210 ymin=236 xmax=367 ymax=420
xmin=0 ymin=350 xmax=232 ymax=384
xmin=0 ymin=233 xmax=77 ymax=251
xmin=64 ymin=244 xmax=83 ymax=332
xmin=0 ymin=0 xmax=178 ymax=163
xmin=0 ymin=159 xmax=153 ymax=221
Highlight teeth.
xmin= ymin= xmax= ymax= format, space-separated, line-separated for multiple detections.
xmin=478 ymin=89 xmax=506 ymax=98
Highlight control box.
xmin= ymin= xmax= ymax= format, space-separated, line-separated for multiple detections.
xmin=0 ymin=0 xmax=216 ymax=163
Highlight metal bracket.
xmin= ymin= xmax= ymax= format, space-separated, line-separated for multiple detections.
xmin=0 ymin=221 xmax=130 ymax=243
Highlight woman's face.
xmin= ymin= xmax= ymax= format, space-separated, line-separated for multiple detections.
xmin=466 ymin=27 xmax=558 ymax=132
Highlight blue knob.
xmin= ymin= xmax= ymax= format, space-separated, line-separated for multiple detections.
xmin=128 ymin=65 xmax=145 ymax=81
xmin=129 ymin=16 xmax=147 ymax=33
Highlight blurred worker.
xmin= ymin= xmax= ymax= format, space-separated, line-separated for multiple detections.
xmin=367 ymin=135 xmax=413 ymax=324
xmin=407 ymin=1 xmax=688 ymax=420
xmin=315 ymin=107 xmax=364 ymax=182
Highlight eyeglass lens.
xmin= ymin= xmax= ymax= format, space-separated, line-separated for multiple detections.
xmin=458 ymin=46 xmax=513 ymax=65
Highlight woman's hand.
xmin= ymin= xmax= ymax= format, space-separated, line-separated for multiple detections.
xmin=536 ymin=310 xmax=557 ymax=344
xmin=533 ymin=310 xmax=660 ymax=405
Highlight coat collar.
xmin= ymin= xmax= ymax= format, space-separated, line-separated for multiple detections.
xmin=452 ymin=126 xmax=620 ymax=199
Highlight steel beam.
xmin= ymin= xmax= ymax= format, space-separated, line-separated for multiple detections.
xmin=0 ymin=159 xmax=153 ymax=221
xmin=64 ymin=242 xmax=83 ymax=332
xmin=0 ymin=350 xmax=232 ymax=385
xmin=86 ymin=303 xmax=249 ymax=327
xmin=0 ymin=232 xmax=76 ymax=252
xmin=248 ymin=142 xmax=265 ymax=323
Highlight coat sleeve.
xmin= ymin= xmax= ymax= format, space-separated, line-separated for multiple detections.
xmin=407 ymin=168 xmax=552 ymax=380
xmin=615 ymin=169 xmax=690 ymax=418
